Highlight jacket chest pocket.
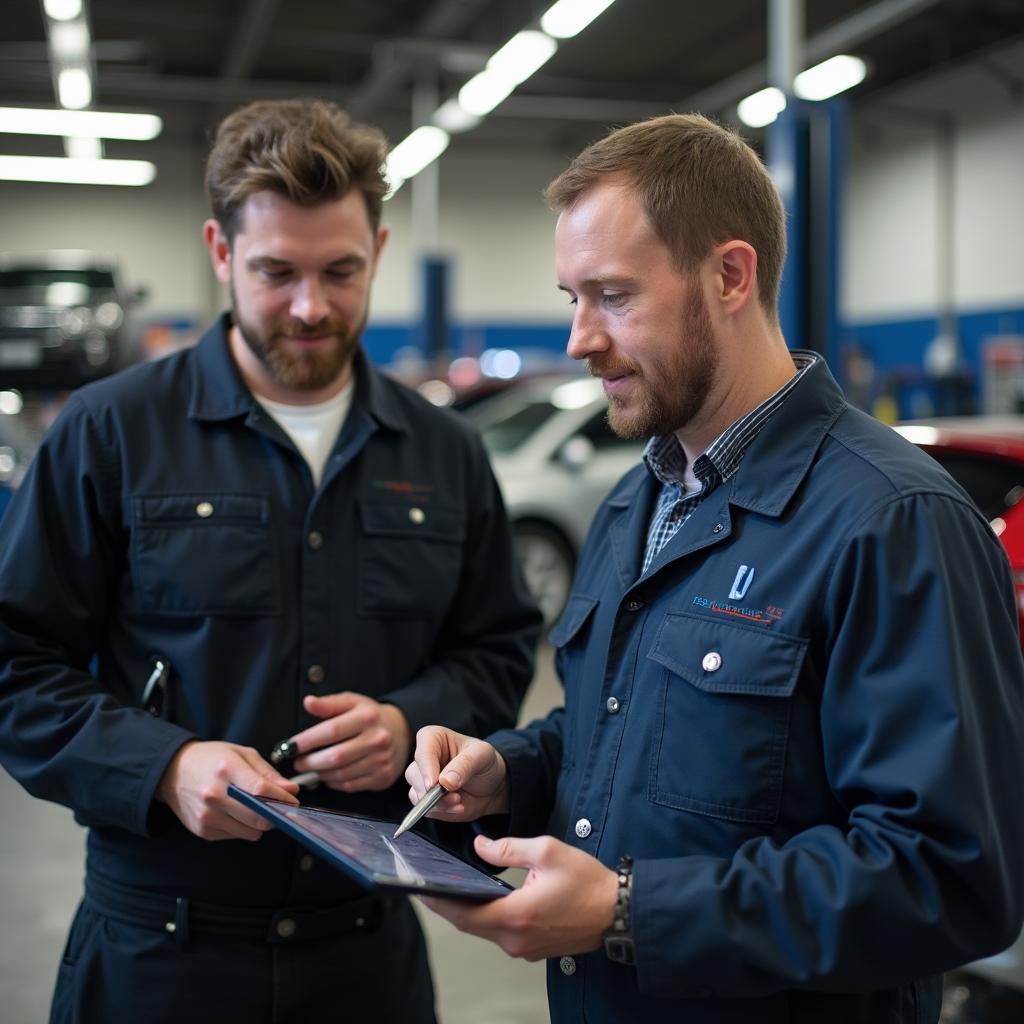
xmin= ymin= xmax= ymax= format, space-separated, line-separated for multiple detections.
xmin=357 ymin=501 xmax=465 ymax=616
xmin=647 ymin=611 xmax=807 ymax=825
xmin=131 ymin=493 xmax=280 ymax=616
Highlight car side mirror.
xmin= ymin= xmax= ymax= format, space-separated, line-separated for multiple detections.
xmin=558 ymin=435 xmax=595 ymax=472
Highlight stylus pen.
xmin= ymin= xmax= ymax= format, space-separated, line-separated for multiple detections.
xmin=393 ymin=782 xmax=446 ymax=839
xmin=288 ymin=771 xmax=321 ymax=788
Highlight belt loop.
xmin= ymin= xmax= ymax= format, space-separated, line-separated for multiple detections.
xmin=167 ymin=896 xmax=190 ymax=950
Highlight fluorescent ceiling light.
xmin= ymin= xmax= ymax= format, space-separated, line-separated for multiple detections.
xmin=794 ymin=54 xmax=867 ymax=101
xmin=0 ymin=155 xmax=156 ymax=186
xmin=50 ymin=20 xmax=91 ymax=60
xmin=432 ymin=98 xmax=480 ymax=134
xmin=0 ymin=107 xmax=162 ymax=140
xmin=58 ymin=68 xmax=92 ymax=109
xmin=459 ymin=69 xmax=516 ymax=117
xmin=486 ymin=31 xmax=557 ymax=85
xmin=386 ymin=125 xmax=450 ymax=183
xmin=541 ymin=0 xmax=617 ymax=39
xmin=737 ymin=87 xmax=786 ymax=128
xmin=43 ymin=0 xmax=83 ymax=21
xmin=64 ymin=136 xmax=102 ymax=159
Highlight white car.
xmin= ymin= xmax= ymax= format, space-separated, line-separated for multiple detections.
xmin=470 ymin=373 xmax=644 ymax=624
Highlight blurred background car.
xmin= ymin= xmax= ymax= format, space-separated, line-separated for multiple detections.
xmin=467 ymin=373 xmax=644 ymax=624
xmin=0 ymin=251 xmax=147 ymax=389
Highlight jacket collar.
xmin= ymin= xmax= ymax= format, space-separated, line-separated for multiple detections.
xmin=725 ymin=353 xmax=846 ymax=516
xmin=187 ymin=313 xmax=406 ymax=434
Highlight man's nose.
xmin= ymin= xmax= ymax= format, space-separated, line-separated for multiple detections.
xmin=290 ymin=276 xmax=329 ymax=324
xmin=566 ymin=307 xmax=609 ymax=361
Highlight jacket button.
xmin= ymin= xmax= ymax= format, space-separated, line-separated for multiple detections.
xmin=559 ymin=955 xmax=577 ymax=976
xmin=298 ymin=854 xmax=314 ymax=872
xmin=307 ymin=530 xmax=323 ymax=550
xmin=307 ymin=664 xmax=325 ymax=684
xmin=276 ymin=918 xmax=297 ymax=939
xmin=409 ymin=507 xmax=426 ymax=524
xmin=712 ymin=523 xmax=724 ymax=534
xmin=574 ymin=818 xmax=592 ymax=839
xmin=625 ymin=599 xmax=644 ymax=612
xmin=195 ymin=501 xmax=213 ymax=518
xmin=702 ymin=651 xmax=722 ymax=672
xmin=606 ymin=697 xmax=620 ymax=714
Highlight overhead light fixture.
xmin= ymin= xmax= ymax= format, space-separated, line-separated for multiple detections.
xmin=57 ymin=67 xmax=92 ymax=109
xmin=0 ymin=155 xmax=156 ymax=186
xmin=737 ymin=87 xmax=787 ymax=128
xmin=64 ymin=136 xmax=101 ymax=159
xmin=432 ymin=98 xmax=480 ymax=134
xmin=385 ymin=125 xmax=450 ymax=197
xmin=794 ymin=54 xmax=867 ymax=101
xmin=49 ymin=19 xmax=91 ymax=60
xmin=0 ymin=107 xmax=163 ymax=140
xmin=43 ymin=0 xmax=83 ymax=21
xmin=540 ymin=0 xmax=617 ymax=39
xmin=736 ymin=54 xmax=867 ymax=127
xmin=459 ymin=31 xmax=558 ymax=117
xmin=487 ymin=31 xmax=558 ymax=83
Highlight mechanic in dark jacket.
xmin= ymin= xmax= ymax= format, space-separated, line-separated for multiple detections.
xmin=405 ymin=113 xmax=1024 ymax=1023
xmin=0 ymin=99 xmax=540 ymax=1024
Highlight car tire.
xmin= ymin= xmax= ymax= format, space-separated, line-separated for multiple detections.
xmin=513 ymin=521 xmax=575 ymax=628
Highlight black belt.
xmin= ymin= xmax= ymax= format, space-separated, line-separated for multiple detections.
xmin=85 ymin=871 xmax=395 ymax=947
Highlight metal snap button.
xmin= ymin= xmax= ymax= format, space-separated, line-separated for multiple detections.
xmin=195 ymin=501 xmax=213 ymax=518
xmin=276 ymin=918 xmax=297 ymax=938
xmin=409 ymin=507 xmax=426 ymax=524
xmin=702 ymin=651 xmax=723 ymax=672
xmin=306 ymin=664 xmax=325 ymax=685
xmin=307 ymin=530 xmax=323 ymax=550
xmin=626 ymin=599 xmax=644 ymax=612
xmin=559 ymin=955 xmax=577 ymax=976
xmin=574 ymin=818 xmax=592 ymax=839
xmin=606 ymin=697 xmax=620 ymax=714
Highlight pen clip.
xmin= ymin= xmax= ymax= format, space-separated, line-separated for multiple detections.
xmin=142 ymin=657 xmax=170 ymax=717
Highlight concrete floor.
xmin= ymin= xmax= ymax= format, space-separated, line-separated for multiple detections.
xmin=0 ymin=646 xmax=562 ymax=1024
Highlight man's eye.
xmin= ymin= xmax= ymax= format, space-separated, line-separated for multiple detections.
xmin=326 ymin=268 xmax=356 ymax=281
xmin=603 ymin=292 xmax=627 ymax=308
xmin=260 ymin=268 xmax=290 ymax=280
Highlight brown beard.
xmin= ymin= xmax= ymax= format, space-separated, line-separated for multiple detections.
xmin=230 ymin=285 xmax=365 ymax=392
xmin=589 ymin=285 xmax=718 ymax=440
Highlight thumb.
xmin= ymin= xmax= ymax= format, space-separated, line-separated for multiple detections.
xmin=439 ymin=740 xmax=496 ymax=791
xmin=303 ymin=691 xmax=359 ymax=719
xmin=473 ymin=834 xmax=539 ymax=871
xmin=238 ymin=747 xmax=299 ymax=799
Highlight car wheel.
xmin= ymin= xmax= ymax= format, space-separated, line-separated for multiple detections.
xmin=513 ymin=521 xmax=575 ymax=628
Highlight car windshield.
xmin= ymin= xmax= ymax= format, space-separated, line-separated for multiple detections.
xmin=476 ymin=399 xmax=560 ymax=454
xmin=0 ymin=268 xmax=115 ymax=306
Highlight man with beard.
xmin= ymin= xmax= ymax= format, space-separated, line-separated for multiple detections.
xmin=0 ymin=99 xmax=540 ymax=1023
xmin=403 ymin=113 xmax=1024 ymax=1024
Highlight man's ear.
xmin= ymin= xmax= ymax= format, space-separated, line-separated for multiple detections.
xmin=370 ymin=224 xmax=390 ymax=278
xmin=712 ymin=240 xmax=758 ymax=316
xmin=203 ymin=219 xmax=232 ymax=286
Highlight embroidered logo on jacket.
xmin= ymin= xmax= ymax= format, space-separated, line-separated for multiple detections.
xmin=729 ymin=565 xmax=755 ymax=600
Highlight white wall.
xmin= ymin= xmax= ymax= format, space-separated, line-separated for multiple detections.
xmin=842 ymin=40 xmax=1024 ymax=324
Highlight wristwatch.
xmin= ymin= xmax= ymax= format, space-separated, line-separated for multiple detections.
xmin=603 ymin=854 xmax=635 ymax=965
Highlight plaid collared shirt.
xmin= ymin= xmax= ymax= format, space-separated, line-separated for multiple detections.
xmin=640 ymin=351 xmax=818 ymax=577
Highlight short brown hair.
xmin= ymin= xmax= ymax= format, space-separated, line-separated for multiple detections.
xmin=545 ymin=113 xmax=786 ymax=318
xmin=205 ymin=98 xmax=389 ymax=241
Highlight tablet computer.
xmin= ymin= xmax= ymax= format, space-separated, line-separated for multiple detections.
xmin=228 ymin=784 xmax=514 ymax=902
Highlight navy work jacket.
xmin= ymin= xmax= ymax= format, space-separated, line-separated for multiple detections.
xmin=0 ymin=316 xmax=540 ymax=906
xmin=491 ymin=356 xmax=1024 ymax=1023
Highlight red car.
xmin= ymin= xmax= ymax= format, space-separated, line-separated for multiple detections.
xmin=895 ymin=417 xmax=1024 ymax=645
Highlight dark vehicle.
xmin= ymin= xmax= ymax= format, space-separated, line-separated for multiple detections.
xmin=0 ymin=252 xmax=146 ymax=388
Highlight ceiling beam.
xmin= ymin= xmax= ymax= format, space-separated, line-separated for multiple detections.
xmin=220 ymin=0 xmax=279 ymax=81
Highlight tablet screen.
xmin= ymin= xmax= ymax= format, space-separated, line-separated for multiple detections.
xmin=228 ymin=786 xmax=513 ymax=901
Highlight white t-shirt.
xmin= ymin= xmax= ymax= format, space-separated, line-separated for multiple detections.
xmin=254 ymin=381 xmax=355 ymax=487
